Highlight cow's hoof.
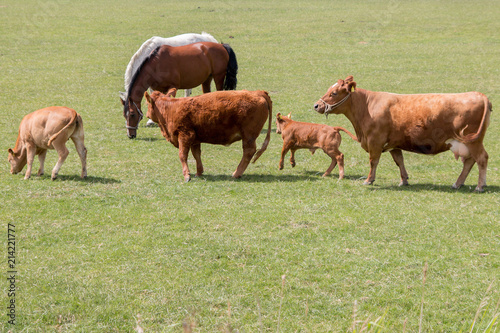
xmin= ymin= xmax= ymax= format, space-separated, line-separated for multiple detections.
xmin=398 ymin=181 xmax=409 ymax=187
xmin=451 ymin=183 xmax=463 ymax=190
xmin=474 ymin=186 xmax=485 ymax=193
xmin=279 ymin=166 xmax=284 ymax=170
xmin=184 ymin=177 xmax=191 ymax=183
xmin=362 ymin=180 xmax=373 ymax=185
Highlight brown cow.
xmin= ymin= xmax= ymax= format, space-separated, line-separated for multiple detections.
xmin=313 ymin=76 xmax=491 ymax=191
xmin=275 ymin=113 xmax=357 ymax=178
xmin=144 ymin=90 xmax=272 ymax=182
xmin=8 ymin=107 xmax=87 ymax=180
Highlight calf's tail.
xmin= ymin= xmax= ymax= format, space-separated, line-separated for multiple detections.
xmin=222 ymin=43 xmax=238 ymax=90
xmin=461 ymin=95 xmax=492 ymax=143
xmin=252 ymin=91 xmax=272 ymax=163
xmin=48 ymin=109 xmax=78 ymax=146
xmin=334 ymin=127 xmax=359 ymax=142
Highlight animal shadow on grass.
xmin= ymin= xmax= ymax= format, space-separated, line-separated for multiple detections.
xmin=194 ymin=173 xmax=324 ymax=183
xmin=135 ymin=137 xmax=163 ymax=142
xmin=372 ymin=182 xmax=500 ymax=194
xmin=54 ymin=175 xmax=121 ymax=184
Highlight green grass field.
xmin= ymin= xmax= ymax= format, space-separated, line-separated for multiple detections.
xmin=1 ymin=1 xmax=499 ymax=331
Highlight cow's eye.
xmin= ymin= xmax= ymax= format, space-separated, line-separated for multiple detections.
xmin=331 ymin=92 xmax=337 ymax=97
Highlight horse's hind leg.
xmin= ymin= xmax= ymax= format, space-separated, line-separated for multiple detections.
xmin=202 ymin=77 xmax=213 ymax=93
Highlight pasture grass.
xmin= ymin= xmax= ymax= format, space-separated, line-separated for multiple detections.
xmin=0 ymin=0 xmax=499 ymax=331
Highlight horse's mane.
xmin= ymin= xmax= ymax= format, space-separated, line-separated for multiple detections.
xmin=123 ymin=32 xmax=217 ymax=94
xmin=127 ymin=46 xmax=161 ymax=100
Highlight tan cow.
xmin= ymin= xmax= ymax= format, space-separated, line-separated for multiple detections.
xmin=276 ymin=113 xmax=357 ymax=178
xmin=8 ymin=107 xmax=87 ymax=180
xmin=144 ymin=90 xmax=272 ymax=182
xmin=313 ymin=76 xmax=491 ymax=191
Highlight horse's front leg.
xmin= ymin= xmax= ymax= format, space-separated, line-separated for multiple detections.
xmin=202 ymin=77 xmax=212 ymax=93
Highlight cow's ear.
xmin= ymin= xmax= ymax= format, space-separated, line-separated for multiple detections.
xmin=345 ymin=75 xmax=354 ymax=83
xmin=276 ymin=113 xmax=282 ymax=119
xmin=347 ymin=81 xmax=356 ymax=92
xmin=144 ymin=91 xmax=152 ymax=104
xmin=8 ymin=148 xmax=13 ymax=154
xmin=287 ymin=113 xmax=292 ymax=118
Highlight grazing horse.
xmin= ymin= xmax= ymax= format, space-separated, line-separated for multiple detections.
xmin=122 ymin=32 xmax=218 ymax=99
xmin=121 ymin=42 xmax=238 ymax=138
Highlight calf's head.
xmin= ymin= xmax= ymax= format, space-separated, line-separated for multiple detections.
xmin=275 ymin=113 xmax=292 ymax=134
xmin=314 ymin=76 xmax=356 ymax=115
xmin=7 ymin=148 xmax=26 ymax=174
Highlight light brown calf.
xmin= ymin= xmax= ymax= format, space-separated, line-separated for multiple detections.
xmin=8 ymin=107 xmax=87 ymax=180
xmin=276 ymin=113 xmax=357 ymax=178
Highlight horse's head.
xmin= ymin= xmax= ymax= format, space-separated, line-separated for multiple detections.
xmin=120 ymin=92 xmax=143 ymax=139
xmin=313 ymin=76 xmax=356 ymax=116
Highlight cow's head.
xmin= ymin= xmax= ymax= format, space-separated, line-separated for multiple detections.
xmin=275 ymin=113 xmax=292 ymax=134
xmin=313 ymin=76 xmax=356 ymax=116
xmin=7 ymin=148 xmax=26 ymax=174
xmin=120 ymin=92 xmax=143 ymax=139
xmin=144 ymin=91 xmax=159 ymax=124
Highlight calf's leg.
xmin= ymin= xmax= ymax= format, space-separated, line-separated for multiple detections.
xmin=290 ymin=149 xmax=297 ymax=168
xmin=71 ymin=130 xmax=87 ymax=179
xmin=178 ymin=140 xmax=192 ymax=182
xmin=279 ymin=143 xmax=291 ymax=170
xmin=50 ymin=139 xmax=70 ymax=180
xmin=37 ymin=149 xmax=47 ymax=176
xmin=390 ymin=149 xmax=409 ymax=186
xmin=233 ymin=139 xmax=257 ymax=178
xmin=191 ymin=143 xmax=204 ymax=177
xmin=24 ymin=144 xmax=36 ymax=180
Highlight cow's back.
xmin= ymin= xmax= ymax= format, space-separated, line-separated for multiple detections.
xmin=179 ymin=90 xmax=270 ymax=145
xmin=369 ymin=91 xmax=489 ymax=154
xmin=24 ymin=107 xmax=78 ymax=149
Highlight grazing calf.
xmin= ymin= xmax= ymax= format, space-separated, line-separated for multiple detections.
xmin=8 ymin=107 xmax=87 ymax=180
xmin=144 ymin=90 xmax=272 ymax=182
xmin=313 ymin=76 xmax=492 ymax=191
xmin=276 ymin=113 xmax=357 ymax=178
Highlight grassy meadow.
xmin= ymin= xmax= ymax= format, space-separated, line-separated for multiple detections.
xmin=1 ymin=0 xmax=499 ymax=331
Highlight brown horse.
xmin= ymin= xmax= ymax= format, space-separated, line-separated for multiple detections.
xmin=120 ymin=42 xmax=238 ymax=138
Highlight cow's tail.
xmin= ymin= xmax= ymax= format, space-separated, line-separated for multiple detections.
xmin=461 ymin=94 xmax=492 ymax=143
xmin=48 ymin=109 xmax=78 ymax=146
xmin=252 ymin=91 xmax=272 ymax=163
xmin=222 ymin=43 xmax=238 ymax=90
xmin=334 ymin=127 xmax=359 ymax=142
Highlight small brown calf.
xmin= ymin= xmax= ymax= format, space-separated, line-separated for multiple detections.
xmin=276 ymin=113 xmax=357 ymax=178
xmin=8 ymin=107 xmax=87 ymax=180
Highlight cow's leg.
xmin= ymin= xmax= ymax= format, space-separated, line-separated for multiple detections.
xmin=365 ymin=150 xmax=382 ymax=185
xmin=71 ymin=136 xmax=87 ymax=179
xmin=191 ymin=143 xmax=204 ymax=177
xmin=202 ymin=77 xmax=213 ymax=93
xmin=390 ymin=149 xmax=409 ymax=186
xmin=50 ymin=139 xmax=70 ymax=180
xmin=232 ymin=139 xmax=257 ymax=178
xmin=452 ymin=157 xmax=475 ymax=190
xmin=24 ymin=144 xmax=36 ymax=180
xmin=37 ymin=149 xmax=47 ymax=176
xmin=473 ymin=146 xmax=488 ymax=192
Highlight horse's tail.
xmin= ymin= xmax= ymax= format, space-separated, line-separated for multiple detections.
xmin=252 ymin=91 xmax=273 ymax=163
xmin=48 ymin=109 xmax=78 ymax=146
xmin=222 ymin=43 xmax=238 ymax=90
